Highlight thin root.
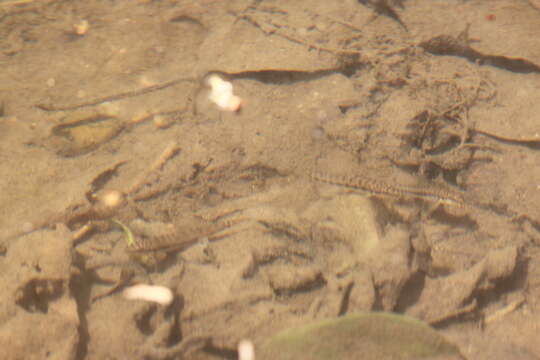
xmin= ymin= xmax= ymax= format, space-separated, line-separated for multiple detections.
xmin=127 ymin=141 xmax=181 ymax=195
xmin=36 ymin=77 xmax=196 ymax=112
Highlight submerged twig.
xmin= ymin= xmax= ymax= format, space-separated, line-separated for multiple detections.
xmin=36 ymin=77 xmax=196 ymax=111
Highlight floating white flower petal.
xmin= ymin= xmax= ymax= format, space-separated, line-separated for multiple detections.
xmin=207 ymin=74 xmax=242 ymax=112
xmin=238 ymin=339 xmax=255 ymax=360
xmin=123 ymin=284 xmax=174 ymax=305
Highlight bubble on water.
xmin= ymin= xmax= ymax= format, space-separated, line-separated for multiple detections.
xmin=316 ymin=109 xmax=329 ymax=123
xmin=315 ymin=106 xmax=341 ymax=126
xmin=311 ymin=126 xmax=326 ymax=140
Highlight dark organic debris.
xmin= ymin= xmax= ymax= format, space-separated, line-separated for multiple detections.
xmin=224 ymin=64 xmax=363 ymax=84
xmin=420 ymin=35 xmax=540 ymax=74
xmin=357 ymin=0 xmax=408 ymax=31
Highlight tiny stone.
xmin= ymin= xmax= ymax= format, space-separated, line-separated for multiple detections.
xmin=311 ymin=126 xmax=326 ymax=140
xmin=153 ymin=114 xmax=172 ymax=129
xmin=22 ymin=222 xmax=34 ymax=233
xmin=74 ymin=20 xmax=89 ymax=35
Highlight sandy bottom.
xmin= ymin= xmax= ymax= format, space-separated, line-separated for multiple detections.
xmin=1 ymin=0 xmax=540 ymax=359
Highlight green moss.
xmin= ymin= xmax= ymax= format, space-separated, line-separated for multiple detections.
xmin=258 ymin=312 xmax=463 ymax=360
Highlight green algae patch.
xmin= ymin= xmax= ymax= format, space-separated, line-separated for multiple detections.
xmin=257 ymin=312 xmax=464 ymax=360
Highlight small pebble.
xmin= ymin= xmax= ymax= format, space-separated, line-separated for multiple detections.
xmin=153 ymin=114 xmax=173 ymax=129
xmin=22 ymin=222 xmax=34 ymax=233
xmin=74 ymin=20 xmax=89 ymax=35
xmin=311 ymin=126 xmax=326 ymax=140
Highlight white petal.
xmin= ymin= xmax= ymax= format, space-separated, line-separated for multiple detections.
xmin=207 ymin=74 xmax=241 ymax=112
xmin=238 ymin=339 xmax=255 ymax=360
xmin=123 ymin=284 xmax=174 ymax=305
